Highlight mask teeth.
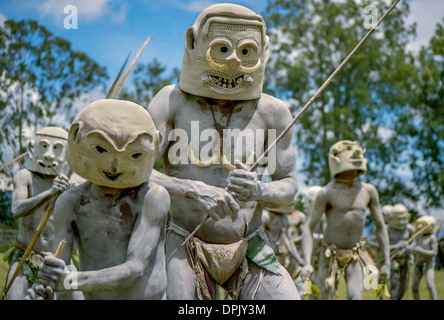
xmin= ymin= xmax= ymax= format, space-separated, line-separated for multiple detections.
xmin=243 ymin=74 xmax=254 ymax=86
xmin=207 ymin=75 xmax=245 ymax=89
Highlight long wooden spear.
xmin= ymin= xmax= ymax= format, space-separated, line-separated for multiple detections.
xmin=1 ymin=35 xmax=152 ymax=299
xmin=0 ymin=152 xmax=28 ymax=173
xmin=181 ymin=0 xmax=402 ymax=246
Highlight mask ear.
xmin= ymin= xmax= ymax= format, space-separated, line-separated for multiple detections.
xmin=28 ymin=140 xmax=34 ymax=154
xmin=69 ymin=122 xmax=82 ymax=144
xmin=185 ymin=27 xmax=195 ymax=50
xmin=330 ymin=151 xmax=340 ymax=164
xmin=157 ymin=130 xmax=162 ymax=145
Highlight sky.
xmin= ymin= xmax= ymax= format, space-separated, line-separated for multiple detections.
xmin=0 ymin=0 xmax=443 ymax=95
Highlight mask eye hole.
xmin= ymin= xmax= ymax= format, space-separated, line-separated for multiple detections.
xmin=95 ymin=145 xmax=108 ymax=154
xmin=219 ymin=46 xmax=229 ymax=54
xmin=131 ymin=152 xmax=144 ymax=160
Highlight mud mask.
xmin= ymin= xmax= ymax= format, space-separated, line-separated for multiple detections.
xmin=414 ymin=215 xmax=436 ymax=235
xmin=27 ymin=126 xmax=68 ymax=176
xmin=389 ymin=204 xmax=410 ymax=230
xmin=179 ymin=3 xmax=269 ymax=100
xmin=328 ymin=140 xmax=367 ymax=178
xmin=66 ymin=99 xmax=160 ymax=188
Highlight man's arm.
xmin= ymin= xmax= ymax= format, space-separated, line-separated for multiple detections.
xmin=227 ymin=96 xmax=298 ymax=209
xmin=39 ymin=184 xmax=170 ymax=293
xmin=367 ymin=184 xmax=390 ymax=277
xmin=301 ymin=187 xmax=328 ymax=280
xmin=12 ymin=169 xmax=49 ymax=218
xmin=413 ymin=235 xmax=438 ymax=258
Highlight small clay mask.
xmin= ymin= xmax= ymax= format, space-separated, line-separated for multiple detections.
xmin=389 ymin=204 xmax=410 ymax=230
xmin=179 ymin=3 xmax=269 ymax=100
xmin=328 ymin=140 xmax=367 ymax=178
xmin=66 ymin=99 xmax=160 ymax=188
xmin=27 ymin=126 xmax=68 ymax=176
xmin=414 ymin=216 xmax=436 ymax=235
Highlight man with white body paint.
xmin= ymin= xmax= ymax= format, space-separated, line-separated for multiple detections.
xmin=26 ymin=100 xmax=169 ymax=300
xmin=301 ymin=140 xmax=390 ymax=300
xmin=148 ymin=3 xmax=300 ymax=300
xmin=4 ymin=126 xmax=78 ymax=300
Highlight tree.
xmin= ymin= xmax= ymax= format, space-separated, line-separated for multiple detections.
xmin=262 ymin=0 xmax=422 ymax=210
xmin=120 ymin=58 xmax=180 ymax=108
xmin=407 ymin=19 xmax=444 ymax=209
xmin=0 ymin=19 xmax=108 ymax=176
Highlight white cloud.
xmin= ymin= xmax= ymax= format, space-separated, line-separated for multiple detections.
xmin=0 ymin=12 xmax=6 ymax=26
xmin=406 ymin=0 xmax=444 ymax=52
xmin=18 ymin=0 xmax=128 ymax=24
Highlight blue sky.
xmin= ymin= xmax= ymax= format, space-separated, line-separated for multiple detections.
xmin=0 ymin=0 xmax=442 ymax=94
xmin=0 ymin=0 xmax=267 ymax=88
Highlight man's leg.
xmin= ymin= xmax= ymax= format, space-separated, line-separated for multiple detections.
xmin=345 ymin=260 xmax=364 ymax=300
xmin=240 ymin=261 xmax=300 ymax=300
xmin=165 ymin=231 xmax=198 ymax=299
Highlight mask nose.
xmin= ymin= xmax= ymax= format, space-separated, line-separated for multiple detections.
xmin=352 ymin=147 xmax=363 ymax=158
xmin=226 ymin=51 xmax=241 ymax=69
xmin=43 ymin=148 xmax=55 ymax=162
xmin=111 ymin=156 xmax=119 ymax=174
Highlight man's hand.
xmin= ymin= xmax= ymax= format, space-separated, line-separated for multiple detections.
xmin=49 ymin=174 xmax=71 ymax=195
xmin=194 ymin=183 xmax=240 ymax=221
xmin=37 ymin=252 xmax=68 ymax=291
xmin=301 ymin=264 xmax=314 ymax=282
xmin=379 ymin=262 xmax=390 ymax=281
xmin=25 ymin=283 xmax=54 ymax=300
xmin=226 ymin=161 xmax=264 ymax=202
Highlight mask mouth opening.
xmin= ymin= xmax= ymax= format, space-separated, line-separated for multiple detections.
xmin=202 ymin=71 xmax=254 ymax=93
xmin=37 ymin=160 xmax=58 ymax=169
xmin=101 ymin=170 xmax=122 ymax=181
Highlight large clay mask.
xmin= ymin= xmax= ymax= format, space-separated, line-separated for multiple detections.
xmin=179 ymin=3 xmax=269 ymax=100
xmin=389 ymin=204 xmax=410 ymax=230
xmin=66 ymin=99 xmax=160 ymax=189
xmin=27 ymin=126 xmax=68 ymax=176
xmin=328 ymin=140 xmax=368 ymax=178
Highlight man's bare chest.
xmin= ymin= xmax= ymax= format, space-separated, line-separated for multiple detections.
xmin=168 ymin=101 xmax=274 ymax=170
xmin=74 ymin=195 xmax=139 ymax=242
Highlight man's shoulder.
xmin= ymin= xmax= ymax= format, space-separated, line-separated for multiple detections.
xmin=257 ymin=93 xmax=288 ymax=111
xmin=57 ymin=182 xmax=88 ymax=205
xmin=144 ymin=181 xmax=170 ymax=212
xmin=257 ymin=93 xmax=292 ymax=128
xmin=361 ymin=181 xmax=378 ymax=193
xmin=13 ymin=168 xmax=33 ymax=185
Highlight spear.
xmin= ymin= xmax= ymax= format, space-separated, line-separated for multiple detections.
xmin=105 ymin=52 xmax=131 ymax=99
xmin=2 ymin=168 xmax=73 ymax=299
xmin=390 ymin=224 xmax=429 ymax=260
xmin=107 ymin=35 xmax=152 ymax=99
xmin=181 ymin=0 xmax=402 ymax=246
xmin=1 ymin=35 xmax=152 ymax=299
xmin=0 ymin=152 xmax=28 ymax=173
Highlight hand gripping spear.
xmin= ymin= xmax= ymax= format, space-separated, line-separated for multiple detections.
xmin=181 ymin=0 xmax=401 ymax=246
xmin=1 ymin=35 xmax=152 ymax=299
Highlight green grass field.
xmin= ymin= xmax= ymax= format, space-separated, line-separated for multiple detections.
xmin=334 ymin=271 xmax=444 ymax=300
xmin=1 ymin=251 xmax=444 ymax=300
